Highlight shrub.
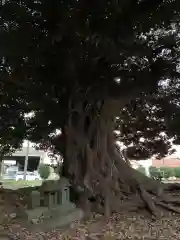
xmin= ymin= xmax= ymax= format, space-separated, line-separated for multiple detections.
xmin=174 ymin=167 xmax=180 ymax=178
xmin=38 ymin=164 xmax=51 ymax=180
xmin=149 ymin=166 xmax=160 ymax=179
xmin=137 ymin=166 xmax=146 ymax=175
xmin=159 ymin=167 xmax=174 ymax=178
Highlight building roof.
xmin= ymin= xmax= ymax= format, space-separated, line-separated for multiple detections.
xmin=152 ymin=157 xmax=180 ymax=168
xmin=12 ymin=147 xmax=45 ymax=157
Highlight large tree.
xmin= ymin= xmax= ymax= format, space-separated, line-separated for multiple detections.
xmin=1 ymin=0 xmax=180 ymax=217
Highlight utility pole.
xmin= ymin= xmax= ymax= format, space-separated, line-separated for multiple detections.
xmin=23 ymin=140 xmax=30 ymax=180
xmin=0 ymin=156 xmax=4 ymax=181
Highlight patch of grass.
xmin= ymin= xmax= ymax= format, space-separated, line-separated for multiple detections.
xmin=2 ymin=179 xmax=42 ymax=189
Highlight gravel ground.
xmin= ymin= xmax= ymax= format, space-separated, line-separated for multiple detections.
xmin=2 ymin=211 xmax=180 ymax=240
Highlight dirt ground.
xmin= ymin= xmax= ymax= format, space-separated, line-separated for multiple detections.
xmin=1 ymin=210 xmax=180 ymax=240
xmin=1 ymin=182 xmax=180 ymax=239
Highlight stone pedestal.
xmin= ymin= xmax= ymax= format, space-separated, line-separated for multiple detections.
xmin=26 ymin=205 xmax=84 ymax=230
xmin=27 ymin=191 xmax=41 ymax=209
xmin=44 ymin=192 xmax=53 ymax=207
xmin=41 ymin=207 xmax=84 ymax=230
xmin=26 ymin=178 xmax=84 ymax=230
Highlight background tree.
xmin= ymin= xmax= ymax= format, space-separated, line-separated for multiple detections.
xmin=160 ymin=167 xmax=174 ymax=179
xmin=38 ymin=164 xmax=51 ymax=180
xmin=174 ymin=167 xmax=180 ymax=178
xmin=0 ymin=0 xmax=180 ymax=217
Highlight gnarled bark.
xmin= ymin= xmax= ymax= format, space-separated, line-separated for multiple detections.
xmin=61 ymin=97 xmax=180 ymax=218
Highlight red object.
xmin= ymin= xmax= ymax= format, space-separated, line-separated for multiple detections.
xmin=152 ymin=157 xmax=180 ymax=168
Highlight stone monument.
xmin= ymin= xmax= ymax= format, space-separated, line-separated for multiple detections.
xmin=25 ymin=178 xmax=84 ymax=229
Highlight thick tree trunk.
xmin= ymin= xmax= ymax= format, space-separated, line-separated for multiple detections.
xmin=62 ymin=98 xmax=180 ymax=218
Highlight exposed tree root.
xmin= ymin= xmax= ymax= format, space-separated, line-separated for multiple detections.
xmin=156 ymin=201 xmax=180 ymax=214
xmin=138 ymin=185 xmax=160 ymax=218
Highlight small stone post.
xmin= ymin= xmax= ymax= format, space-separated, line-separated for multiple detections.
xmin=27 ymin=191 xmax=41 ymax=209
xmin=59 ymin=178 xmax=71 ymax=205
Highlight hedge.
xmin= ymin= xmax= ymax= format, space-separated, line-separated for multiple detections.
xmin=149 ymin=166 xmax=163 ymax=179
xmin=145 ymin=166 xmax=180 ymax=179
xmin=174 ymin=167 xmax=180 ymax=178
xmin=159 ymin=167 xmax=174 ymax=178
xmin=38 ymin=164 xmax=51 ymax=180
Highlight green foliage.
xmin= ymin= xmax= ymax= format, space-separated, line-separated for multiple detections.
xmin=150 ymin=166 xmax=178 ymax=179
xmin=159 ymin=167 xmax=174 ymax=178
xmin=149 ymin=166 xmax=158 ymax=178
xmin=0 ymin=0 xmax=180 ymax=159
xmin=38 ymin=164 xmax=51 ymax=180
xmin=137 ymin=166 xmax=146 ymax=175
xmin=149 ymin=166 xmax=163 ymax=179
xmin=174 ymin=167 xmax=180 ymax=178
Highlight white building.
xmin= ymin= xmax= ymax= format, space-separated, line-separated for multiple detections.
xmin=3 ymin=140 xmax=61 ymax=171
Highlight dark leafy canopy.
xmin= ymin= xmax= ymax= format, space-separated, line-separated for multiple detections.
xmin=0 ymin=0 xmax=180 ymax=158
